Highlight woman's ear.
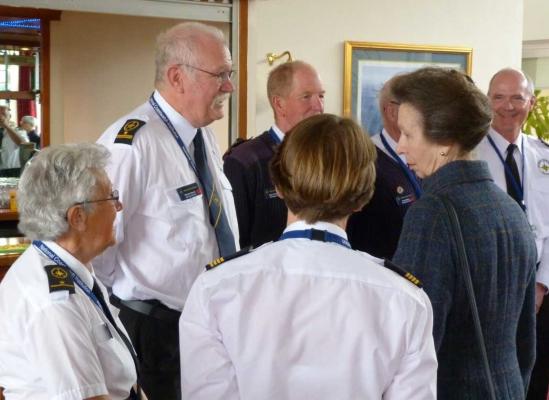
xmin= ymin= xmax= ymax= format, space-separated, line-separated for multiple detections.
xmin=66 ymin=205 xmax=88 ymax=233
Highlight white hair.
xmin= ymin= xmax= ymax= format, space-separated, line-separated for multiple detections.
xmin=21 ymin=115 xmax=37 ymax=126
xmin=154 ymin=21 xmax=226 ymax=85
xmin=18 ymin=143 xmax=110 ymax=240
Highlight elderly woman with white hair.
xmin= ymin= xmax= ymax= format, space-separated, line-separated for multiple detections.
xmin=0 ymin=143 xmax=140 ymax=400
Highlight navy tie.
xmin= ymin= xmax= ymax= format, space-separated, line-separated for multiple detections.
xmin=193 ymin=128 xmax=236 ymax=257
xmin=505 ymin=144 xmax=522 ymax=206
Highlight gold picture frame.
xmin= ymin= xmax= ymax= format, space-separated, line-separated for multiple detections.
xmin=343 ymin=41 xmax=472 ymax=135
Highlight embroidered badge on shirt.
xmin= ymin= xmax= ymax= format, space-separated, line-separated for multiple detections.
xmin=538 ymin=159 xmax=549 ymax=175
xmin=264 ymin=188 xmax=279 ymax=200
xmin=114 ymin=119 xmax=146 ymax=145
xmin=177 ymin=183 xmax=202 ymax=201
xmin=45 ymin=265 xmax=75 ymax=293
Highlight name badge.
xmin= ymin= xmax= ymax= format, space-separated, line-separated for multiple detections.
xmin=177 ymin=183 xmax=202 ymax=201
xmin=395 ymin=193 xmax=415 ymax=206
xmin=264 ymin=188 xmax=279 ymax=200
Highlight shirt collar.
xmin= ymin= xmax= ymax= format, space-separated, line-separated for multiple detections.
xmin=372 ymin=129 xmax=407 ymax=163
xmin=271 ymin=124 xmax=285 ymax=143
xmin=488 ymin=127 xmax=524 ymax=155
xmin=41 ymin=240 xmax=95 ymax=289
xmin=283 ymin=220 xmax=348 ymax=240
xmin=153 ymin=90 xmax=197 ymax=148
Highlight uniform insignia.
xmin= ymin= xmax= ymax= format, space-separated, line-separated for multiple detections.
xmin=206 ymin=247 xmax=251 ymax=271
xmin=114 ymin=119 xmax=146 ymax=145
xmin=538 ymin=159 xmax=549 ymax=175
xmin=383 ymin=259 xmax=423 ymax=288
xmin=264 ymin=188 xmax=279 ymax=200
xmin=396 ymin=186 xmax=404 ymax=194
xmin=44 ymin=265 xmax=75 ymax=293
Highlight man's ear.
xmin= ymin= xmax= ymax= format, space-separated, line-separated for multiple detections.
xmin=66 ymin=205 xmax=88 ymax=233
xmin=272 ymin=95 xmax=286 ymax=117
xmin=166 ymin=65 xmax=186 ymax=93
xmin=528 ymin=95 xmax=537 ymax=112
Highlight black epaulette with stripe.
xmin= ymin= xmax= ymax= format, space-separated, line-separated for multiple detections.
xmin=383 ymin=259 xmax=423 ymax=288
xmin=206 ymin=247 xmax=252 ymax=271
xmin=114 ymin=119 xmax=146 ymax=145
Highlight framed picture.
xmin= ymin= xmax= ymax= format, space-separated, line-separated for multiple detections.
xmin=343 ymin=41 xmax=472 ymax=136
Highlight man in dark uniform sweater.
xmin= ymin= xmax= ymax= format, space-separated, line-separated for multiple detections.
xmin=347 ymin=75 xmax=421 ymax=259
xmin=224 ymin=61 xmax=325 ymax=248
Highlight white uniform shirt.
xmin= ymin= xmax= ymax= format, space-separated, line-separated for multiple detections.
xmin=0 ymin=242 xmax=136 ymax=400
xmin=94 ymin=91 xmax=239 ymax=310
xmin=372 ymin=128 xmax=407 ymax=164
xmin=179 ymin=220 xmax=437 ymax=399
xmin=0 ymin=127 xmax=28 ymax=168
xmin=476 ymin=128 xmax=549 ymax=287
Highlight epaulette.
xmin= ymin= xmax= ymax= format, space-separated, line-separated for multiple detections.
xmin=206 ymin=247 xmax=252 ymax=271
xmin=222 ymin=137 xmax=251 ymax=160
xmin=383 ymin=259 xmax=423 ymax=288
xmin=44 ymin=265 xmax=75 ymax=293
xmin=114 ymin=119 xmax=146 ymax=145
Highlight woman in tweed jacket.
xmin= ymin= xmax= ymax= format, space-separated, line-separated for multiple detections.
xmin=392 ymin=67 xmax=537 ymax=399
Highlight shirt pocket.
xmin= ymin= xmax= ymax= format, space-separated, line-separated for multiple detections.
xmin=164 ymin=181 xmax=206 ymax=222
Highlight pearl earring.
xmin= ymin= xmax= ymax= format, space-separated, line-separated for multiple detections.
xmin=440 ymin=151 xmax=447 ymax=157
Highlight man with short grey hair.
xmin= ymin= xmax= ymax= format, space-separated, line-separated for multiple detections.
xmin=476 ymin=68 xmax=549 ymax=400
xmin=95 ymin=21 xmax=239 ymax=399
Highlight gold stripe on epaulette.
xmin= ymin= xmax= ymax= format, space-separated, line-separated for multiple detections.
xmin=404 ymin=272 xmax=422 ymax=287
xmin=116 ymin=134 xmax=134 ymax=139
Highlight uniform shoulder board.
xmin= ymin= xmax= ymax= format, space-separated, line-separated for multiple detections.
xmin=383 ymin=259 xmax=423 ymax=288
xmin=114 ymin=119 xmax=146 ymax=145
xmin=206 ymin=247 xmax=252 ymax=271
xmin=44 ymin=265 xmax=75 ymax=293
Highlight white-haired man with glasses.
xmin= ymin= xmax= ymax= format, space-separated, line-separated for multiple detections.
xmin=95 ymin=21 xmax=239 ymax=400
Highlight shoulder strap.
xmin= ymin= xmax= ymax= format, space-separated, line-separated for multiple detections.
xmin=439 ymin=195 xmax=497 ymax=400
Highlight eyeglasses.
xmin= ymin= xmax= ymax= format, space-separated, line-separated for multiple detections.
xmin=177 ymin=63 xmax=235 ymax=83
xmin=74 ymin=190 xmax=120 ymax=207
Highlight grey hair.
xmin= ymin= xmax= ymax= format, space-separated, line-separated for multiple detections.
xmin=18 ymin=143 xmax=110 ymax=240
xmin=154 ymin=22 xmax=226 ymax=85
xmin=21 ymin=115 xmax=37 ymax=126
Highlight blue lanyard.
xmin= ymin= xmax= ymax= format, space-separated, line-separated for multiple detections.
xmin=279 ymin=229 xmax=351 ymax=249
xmin=269 ymin=127 xmax=282 ymax=145
xmin=33 ymin=240 xmax=105 ymax=313
xmin=487 ymin=134 xmax=526 ymax=211
xmin=379 ymin=132 xmax=422 ymax=198
xmin=148 ymin=94 xmax=201 ymax=181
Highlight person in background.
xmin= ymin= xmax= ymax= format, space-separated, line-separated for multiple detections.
xmin=0 ymin=105 xmax=28 ymax=169
xmin=0 ymin=143 xmax=140 ymax=400
xmin=223 ymin=60 xmax=324 ymax=249
xmin=180 ymin=113 xmax=437 ymax=400
xmin=94 ymin=22 xmax=239 ymax=400
xmin=476 ymin=68 xmax=549 ymax=400
xmin=19 ymin=115 xmax=40 ymax=149
xmin=393 ymin=67 xmax=537 ymax=399
xmin=347 ymin=75 xmax=420 ymax=259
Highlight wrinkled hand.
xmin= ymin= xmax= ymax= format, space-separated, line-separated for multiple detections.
xmin=536 ymin=283 xmax=547 ymax=314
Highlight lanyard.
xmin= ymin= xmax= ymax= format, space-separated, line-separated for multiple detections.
xmin=279 ymin=228 xmax=351 ymax=249
xmin=148 ymin=94 xmax=202 ymax=181
xmin=379 ymin=132 xmax=422 ymax=198
xmin=269 ymin=127 xmax=282 ymax=145
xmin=487 ymin=134 xmax=526 ymax=210
xmin=33 ymin=240 xmax=105 ymax=313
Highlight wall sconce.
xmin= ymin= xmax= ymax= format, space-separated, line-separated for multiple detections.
xmin=266 ymin=51 xmax=293 ymax=66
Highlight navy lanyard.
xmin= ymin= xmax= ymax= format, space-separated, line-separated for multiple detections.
xmin=487 ymin=134 xmax=526 ymax=210
xmin=269 ymin=127 xmax=282 ymax=145
xmin=148 ymin=94 xmax=202 ymax=181
xmin=379 ymin=131 xmax=422 ymax=198
xmin=33 ymin=240 xmax=105 ymax=313
xmin=279 ymin=228 xmax=351 ymax=249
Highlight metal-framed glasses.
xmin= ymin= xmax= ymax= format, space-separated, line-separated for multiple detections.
xmin=177 ymin=63 xmax=235 ymax=83
xmin=74 ymin=190 xmax=120 ymax=207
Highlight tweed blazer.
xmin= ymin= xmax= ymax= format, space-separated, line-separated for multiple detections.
xmin=393 ymin=160 xmax=537 ymax=400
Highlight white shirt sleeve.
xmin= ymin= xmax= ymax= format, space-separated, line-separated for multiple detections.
xmin=179 ymin=278 xmax=240 ymax=400
xmin=383 ymin=291 xmax=438 ymax=400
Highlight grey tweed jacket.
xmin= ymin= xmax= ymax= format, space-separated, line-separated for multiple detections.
xmin=393 ymin=160 xmax=537 ymax=400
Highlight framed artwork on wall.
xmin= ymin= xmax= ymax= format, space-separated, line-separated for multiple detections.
xmin=343 ymin=41 xmax=472 ymax=136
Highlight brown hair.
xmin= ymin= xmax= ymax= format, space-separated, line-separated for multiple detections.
xmin=392 ymin=67 xmax=492 ymax=153
xmin=270 ymin=114 xmax=377 ymax=223
xmin=267 ymin=60 xmax=315 ymax=107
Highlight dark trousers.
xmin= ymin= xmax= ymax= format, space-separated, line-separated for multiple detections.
xmin=527 ymin=299 xmax=549 ymax=400
xmin=118 ymin=302 xmax=182 ymax=400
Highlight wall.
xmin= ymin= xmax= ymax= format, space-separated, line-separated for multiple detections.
xmin=49 ymin=11 xmax=230 ymax=149
xmin=524 ymin=0 xmax=549 ymax=41
xmin=246 ymin=0 xmax=524 ymax=136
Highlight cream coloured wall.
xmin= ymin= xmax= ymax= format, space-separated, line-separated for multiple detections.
xmin=246 ymin=0 xmax=524 ymax=137
xmin=49 ymin=11 xmax=230 ymax=149
xmin=524 ymin=0 xmax=549 ymax=41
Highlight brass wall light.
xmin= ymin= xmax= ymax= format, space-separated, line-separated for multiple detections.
xmin=266 ymin=51 xmax=293 ymax=66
